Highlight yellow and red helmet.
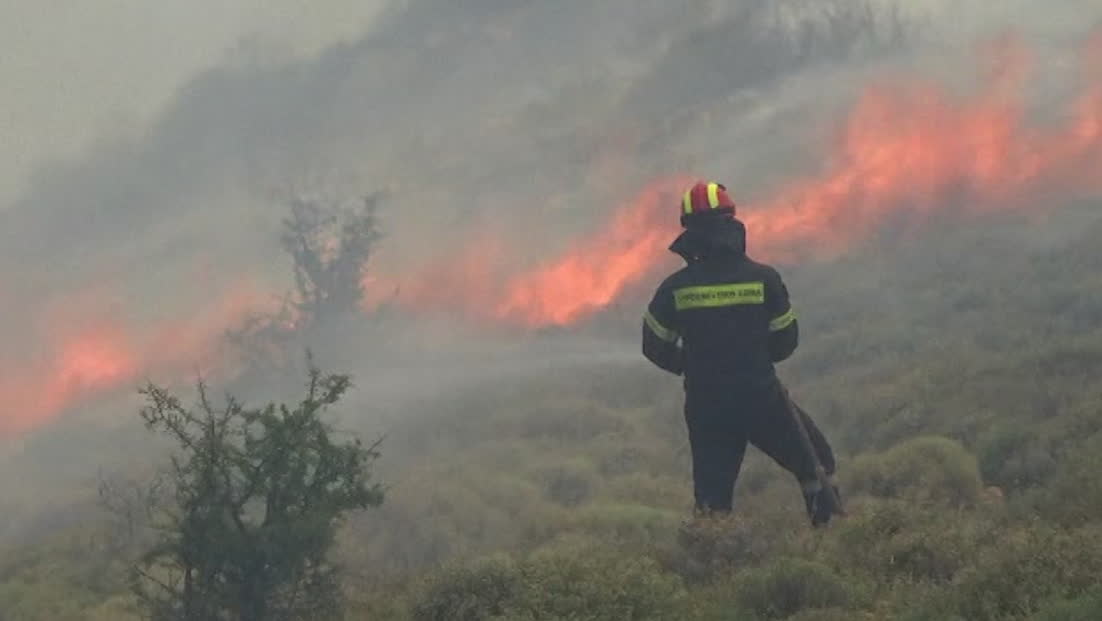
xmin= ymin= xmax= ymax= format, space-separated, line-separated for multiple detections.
xmin=680 ymin=181 xmax=736 ymax=226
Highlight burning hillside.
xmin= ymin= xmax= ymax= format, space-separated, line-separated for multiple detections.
xmin=368 ymin=34 xmax=1102 ymax=326
xmin=4 ymin=32 xmax=1102 ymax=438
xmin=0 ymin=284 xmax=262 ymax=436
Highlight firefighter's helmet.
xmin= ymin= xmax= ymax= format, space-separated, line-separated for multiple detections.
xmin=679 ymin=181 xmax=736 ymax=227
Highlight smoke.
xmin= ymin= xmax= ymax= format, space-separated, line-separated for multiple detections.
xmin=1 ymin=0 xmax=1099 ymax=445
xmin=364 ymin=30 xmax=1102 ymax=326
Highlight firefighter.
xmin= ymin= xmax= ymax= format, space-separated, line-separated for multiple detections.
xmin=641 ymin=181 xmax=841 ymax=526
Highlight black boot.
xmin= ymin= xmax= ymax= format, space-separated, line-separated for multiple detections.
xmin=803 ymin=483 xmax=841 ymax=527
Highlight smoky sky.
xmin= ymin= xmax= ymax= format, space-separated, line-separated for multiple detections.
xmin=2 ymin=2 xmax=882 ymax=319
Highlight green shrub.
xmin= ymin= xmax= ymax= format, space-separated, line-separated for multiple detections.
xmin=601 ymin=473 xmax=691 ymax=510
xmin=829 ymin=500 xmax=983 ymax=583
xmin=976 ymin=426 xmax=1056 ymax=491
xmin=848 ymin=436 xmax=983 ymax=507
xmin=1031 ymin=586 xmax=1102 ymax=621
xmin=0 ymin=579 xmax=99 ymax=621
xmin=86 ymin=595 xmax=142 ymax=621
xmin=412 ymin=556 xmax=521 ymax=621
xmin=411 ymin=547 xmax=686 ymax=621
xmin=514 ymin=401 xmax=629 ymax=444
xmin=664 ymin=514 xmax=789 ymax=584
xmin=786 ymin=609 xmax=864 ymax=621
xmin=949 ymin=524 xmax=1102 ymax=621
xmin=591 ymin=439 xmax=676 ymax=478
xmin=510 ymin=547 xmax=687 ymax=621
xmin=0 ymin=530 xmax=134 ymax=621
xmin=351 ymin=465 xmax=562 ymax=573
xmin=896 ymin=605 xmax=968 ymax=621
xmin=1029 ymin=432 xmax=1102 ymax=526
xmin=536 ymin=458 xmax=596 ymax=507
xmin=568 ymin=503 xmax=681 ymax=545
xmin=732 ymin=558 xmax=860 ymax=620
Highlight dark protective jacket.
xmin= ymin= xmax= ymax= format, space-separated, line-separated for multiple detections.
xmin=641 ymin=217 xmax=798 ymax=392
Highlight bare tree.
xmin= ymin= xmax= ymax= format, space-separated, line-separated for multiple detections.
xmin=281 ymin=191 xmax=384 ymax=325
xmin=226 ymin=191 xmax=384 ymax=372
xmin=98 ymin=471 xmax=168 ymax=556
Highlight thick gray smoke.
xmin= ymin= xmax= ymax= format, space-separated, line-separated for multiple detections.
xmin=0 ymin=0 xmax=916 ymax=421
xmin=1 ymin=0 xmax=1099 ymax=544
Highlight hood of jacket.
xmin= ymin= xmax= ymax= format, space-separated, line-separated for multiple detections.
xmin=668 ymin=216 xmax=747 ymax=264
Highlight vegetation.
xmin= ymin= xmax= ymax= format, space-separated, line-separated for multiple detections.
xmin=226 ymin=191 xmax=385 ymax=375
xmin=100 ymin=364 xmax=383 ymax=621
xmin=5 ymin=206 xmax=1102 ymax=619
xmin=6 ymin=1 xmax=1101 ymax=619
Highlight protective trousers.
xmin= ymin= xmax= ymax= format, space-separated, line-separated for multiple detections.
xmin=684 ymin=379 xmax=835 ymax=514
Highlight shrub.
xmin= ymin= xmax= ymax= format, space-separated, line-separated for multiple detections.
xmin=848 ymin=436 xmax=983 ymax=507
xmin=536 ymin=459 xmax=596 ymax=507
xmin=731 ymin=558 xmax=861 ymax=620
xmin=351 ymin=468 xmax=555 ymax=574
xmin=601 ymin=473 xmax=691 ymax=510
xmin=976 ymin=426 xmax=1056 ymax=491
xmin=411 ymin=547 xmax=686 ymax=621
xmin=1031 ymin=586 xmax=1102 ymax=621
xmin=786 ymin=609 xmax=864 ymax=621
xmin=664 ymin=513 xmax=787 ymax=584
xmin=1029 ymin=432 xmax=1102 ymax=526
xmin=568 ymin=503 xmax=681 ymax=545
xmin=127 ymin=365 xmax=384 ymax=621
xmin=411 ymin=556 xmax=521 ymax=621
xmin=829 ymin=500 xmax=983 ymax=583
xmin=949 ymin=524 xmax=1102 ymax=621
xmin=515 ymin=401 xmax=628 ymax=444
xmin=510 ymin=547 xmax=687 ymax=621
xmin=591 ymin=440 xmax=676 ymax=478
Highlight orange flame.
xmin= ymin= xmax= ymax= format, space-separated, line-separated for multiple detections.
xmin=7 ymin=34 xmax=1102 ymax=438
xmin=0 ymin=281 xmax=262 ymax=436
xmin=745 ymin=37 xmax=1101 ymax=262
xmin=492 ymin=177 xmax=692 ymax=326
xmin=0 ymin=325 xmax=139 ymax=436
xmin=370 ymin=33 xmax=1102 ymax=325
xmin=363 ymin=178 xmax=690 ymax=327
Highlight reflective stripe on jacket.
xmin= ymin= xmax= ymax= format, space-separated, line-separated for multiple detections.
xmin=642 ymin=217 xmax=798 ymax=391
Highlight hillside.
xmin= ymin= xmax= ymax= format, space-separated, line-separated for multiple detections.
xmin=4 ymin=2 xmax=1102 ymax=619
xmin=4 ymin=204 xmax=1102 ymax=620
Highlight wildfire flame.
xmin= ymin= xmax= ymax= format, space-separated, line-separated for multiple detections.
xmin=364 ymin=177 xmax=692 ymax=327
xmin=745 ymin=36 xmax=1102 ymax=262
xmin=6 ymin=33 xmax=1102 ymax=437
xmin=371 ymin=33 xmax=1102 ymax=325
xmin=0 ymin=325 xmax=139 ymax=436
xmin=0 ymin=283 xmax=261 ymax=436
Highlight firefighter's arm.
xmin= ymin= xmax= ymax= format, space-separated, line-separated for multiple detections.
xmin=642 ymin=285 xmax=683 ymax=375
xmin=766 ymin=268 xmax=799 ymax=362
